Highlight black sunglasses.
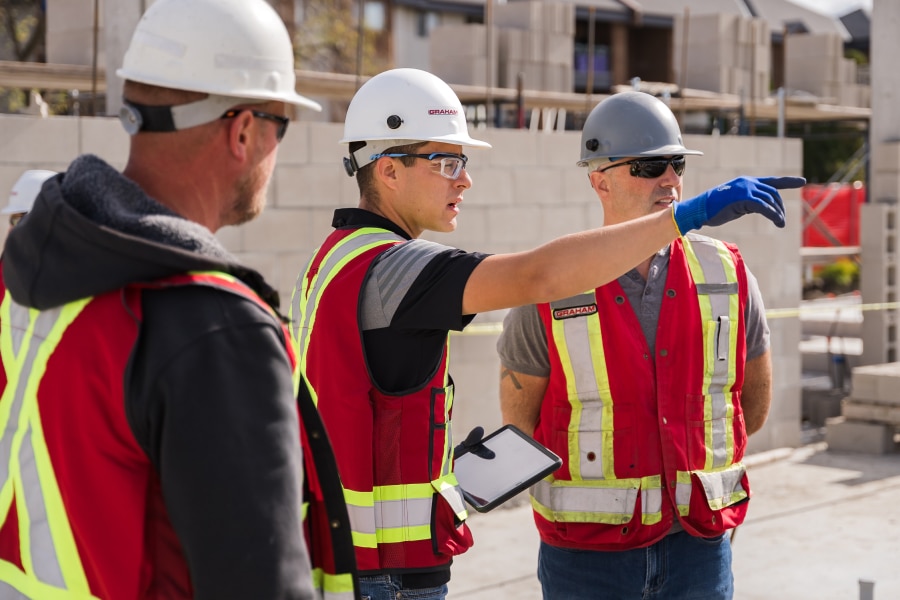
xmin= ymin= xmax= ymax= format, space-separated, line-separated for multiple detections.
xmin=220 ymin=109 xmax=290 ymax=142
xmin=599 ymin=156 xmax=686 ymax=179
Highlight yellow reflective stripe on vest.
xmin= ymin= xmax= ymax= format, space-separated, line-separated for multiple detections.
xmin=311 ymin=568 xmax=357 ymax=600
xmin=548 ymin=292 xmax=614 ymax=481
xmin=342 ymin=488 xmax=377 ymax=549
xmin=290 ymin=228 xmax=402 ymax=402
xmin=539 ymin=237 xmax=744 ymax=525
xmin=682 ymin=237 xmax=740 ymax=471
xmin=343 ymin=476 xmax=466 ymax=547
xmin=0 ymin=293 xmax=98 ymax=599
xmin=531 ymin=477 xmax=638 ymax=525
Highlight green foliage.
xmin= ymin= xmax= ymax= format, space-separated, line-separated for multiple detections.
xmin=816 ymin=258 xmax=860 ymax=294
xmin=295 ymin=0 xmax=389 ymax=76
xmin=795 ymin=122 xmax=867 ymax=185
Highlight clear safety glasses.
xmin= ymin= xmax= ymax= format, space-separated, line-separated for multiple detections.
xmin=599 ymin=155 xmax=686 ymax=179
xmin=370 ymin=152 xmax=469 ymax=180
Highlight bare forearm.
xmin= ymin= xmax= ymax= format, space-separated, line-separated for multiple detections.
xmin=499 ymin=367 xmax=548 ymax=437
xmin=742 ymin=352 xmax=773 ymax=435
xmin=464 ymin=209 xmax=679 ymax=314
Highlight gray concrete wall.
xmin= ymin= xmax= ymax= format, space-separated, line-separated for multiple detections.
xmin=863 ymin=0 xmax=900 ymax=366
xmin=0 ymin=113 xmax=803 ymax=452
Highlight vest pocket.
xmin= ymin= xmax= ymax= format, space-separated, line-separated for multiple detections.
xmin=692 ymin=463 xmax=749 ymax=511
xmin=686 ymin=393 xmax=743 ymax=471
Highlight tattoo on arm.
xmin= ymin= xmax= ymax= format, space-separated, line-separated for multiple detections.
xmin=501 ymin=368 xmax=522 ymax=390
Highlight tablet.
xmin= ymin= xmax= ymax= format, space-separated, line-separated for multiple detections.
xmin=453 ymin=424 xmax=561 ymax=513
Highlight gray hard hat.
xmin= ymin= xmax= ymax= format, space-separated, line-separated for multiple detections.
xmin=577 ymin=91 xmax=702 ymax=167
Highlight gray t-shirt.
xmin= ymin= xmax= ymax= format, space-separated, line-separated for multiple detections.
xmin=497 ymin=242 xmax=770 ymax=377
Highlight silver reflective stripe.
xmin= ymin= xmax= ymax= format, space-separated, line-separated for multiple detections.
xmin=375 ymin=497 xmax=432 ymax=529
xmin=641 ymin=486 xmax=662 ymax=515
xmin=5 ymin=306 xmax=67 ymax=587
xmin=9 ymin=302 xmax=29 ymax=355
xmin=294 ymin=230 xmax=402 ymax=357
xmin=532 ymin=479 xmax=637 ymax=515
xmin=549 ymin=292 xmax=606 ymax=480
xmin=436 ymin=482 xmax=466 ymax=517
xmin=20 ymin=429 xmax=65 ymax=587
xmin=693 ymin=464 xmax=747 ymax=508
xmin=361 ymin=239 xmax=449 ymax=330
xmin=0 ymin=581 xmax=28 ymax=599
xmin=676 ymin=480 xmax=692 ymax=508
xmin=0 ymin=297 xmax=93 ymax=596
xmin=289 ymin=253 xmax=316 ymax=343
xmin=344 ymin=502 xmax=376 ymax=536
xmin=323 ymin=590 xmax=356 ymax=600
xmin=685 ymin=236 xmax=738 ymax=470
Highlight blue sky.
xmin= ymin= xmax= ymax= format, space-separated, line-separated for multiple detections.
xmin=788 ymin=0 xmax=872 ymax=16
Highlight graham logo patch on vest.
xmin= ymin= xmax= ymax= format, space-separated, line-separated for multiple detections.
xmin=552 ymin=304 xmax=598 ymax=320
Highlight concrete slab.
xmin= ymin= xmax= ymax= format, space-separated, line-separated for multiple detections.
xmin=447 ymin=444 xmax=900 ymax=600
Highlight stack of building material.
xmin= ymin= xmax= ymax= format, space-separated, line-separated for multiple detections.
xmin=784 ymin=32 xmax=869 ymax=107
xmin=429 ymin=23 xmax=498 ymax=88
xmin=825 ymin=362 xmax=900 ymax=454
xmin=672 ymin=13 xmax=770 ymax=100
xmin=494 ymin=1 xmax=574 ymax=93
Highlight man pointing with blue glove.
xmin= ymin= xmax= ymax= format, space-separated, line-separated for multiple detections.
xmin=498 ymin=91 xmax=797 ymax=599
xmin=294 ymin=71 xmax=801 ymax=600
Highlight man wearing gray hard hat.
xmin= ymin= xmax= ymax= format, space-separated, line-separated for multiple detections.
xmin=498 ymin=91 xmax=787 ymax=599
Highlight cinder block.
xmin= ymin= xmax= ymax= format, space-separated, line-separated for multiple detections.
xmin=843 ymin=400 xmax=900 ymax=424
xmin=803 ymin=388 xmax=846 ymax=427
xmin=825 ymin=416 xmax=898 ymax=454
xmin=851 ymin=362 xmax=900 ymax=404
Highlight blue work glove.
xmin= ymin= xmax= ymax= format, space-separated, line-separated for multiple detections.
xmin=672 ymin=176 xmax=806 ymax=235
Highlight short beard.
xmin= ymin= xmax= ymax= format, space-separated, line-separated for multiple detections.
xmin=230 ymin=166 xmax=268 ymax=226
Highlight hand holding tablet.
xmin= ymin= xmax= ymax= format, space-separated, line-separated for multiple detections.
xmin=453 ymin=425 xmax=562 ymax=513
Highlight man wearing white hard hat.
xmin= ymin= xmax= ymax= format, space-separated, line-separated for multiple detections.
xmin=3 ymin=169 xmax=56 ymax=229
xmin=0 ymin=1 xmax=349 ymax=599
xmin=290 ymin=68 xmax=803 ymax=599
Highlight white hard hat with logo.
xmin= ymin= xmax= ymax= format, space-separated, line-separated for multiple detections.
xmin=4 ymin=170 xmax=57 ymax=215
xmin=116 ymin=0 xmax=320 ymax=135
xmin=340 ymin=68 xmax=491 ymax=176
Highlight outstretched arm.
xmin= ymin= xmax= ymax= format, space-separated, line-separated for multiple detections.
xmin=463 ymin=176 xmax=804 ymax=314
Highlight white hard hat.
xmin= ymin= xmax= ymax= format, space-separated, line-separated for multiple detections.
xmin=4 ymin=170 xmax=56 ymax=215
xmin=340 ymin=68 xmax=490 ymax=175
xmin=577 ymin=91 xmax=702 ymax=167
xmin=116 ymin=0 xmax=320 ymax=135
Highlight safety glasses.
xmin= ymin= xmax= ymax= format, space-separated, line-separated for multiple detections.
xmin=220 ymin=109 xmax=290 ymax=142
xmin=599 ymin=156 xmax=686 ymax=179
xmin=370 ymin=152 xmax=469 ymax=180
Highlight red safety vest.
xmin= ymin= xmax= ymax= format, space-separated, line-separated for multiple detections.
xmin=291 ymin=227 xmax=472 ymax=575
xmin=0 ymin=270 xmax=297 ymax=598
xmin=531 ymin=235 xmax=751 ymax=551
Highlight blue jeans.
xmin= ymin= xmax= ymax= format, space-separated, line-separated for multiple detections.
xmin=538 ymin=531 xmax=734 ymax=599
xmin=359 ymin=574 xmax=448 ymax=600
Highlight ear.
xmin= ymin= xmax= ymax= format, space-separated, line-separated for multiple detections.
xmin=373 ymin=156 xmax=401 ymax=191
xmin=588 ymin=169 xmax=610 ymax=195
xmin=224 ymin=109 xmax=255 ymax=162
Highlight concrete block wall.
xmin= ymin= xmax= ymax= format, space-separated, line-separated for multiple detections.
xmin=672 ymin=13 xmax=771 ymax=100
xmin=784 ymin=32 xmax=870 ymax=108
xmin=428 ymin=2 xmax=576 ymax=93
xmin=0 ymin=113 xmax=804 ymax=453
